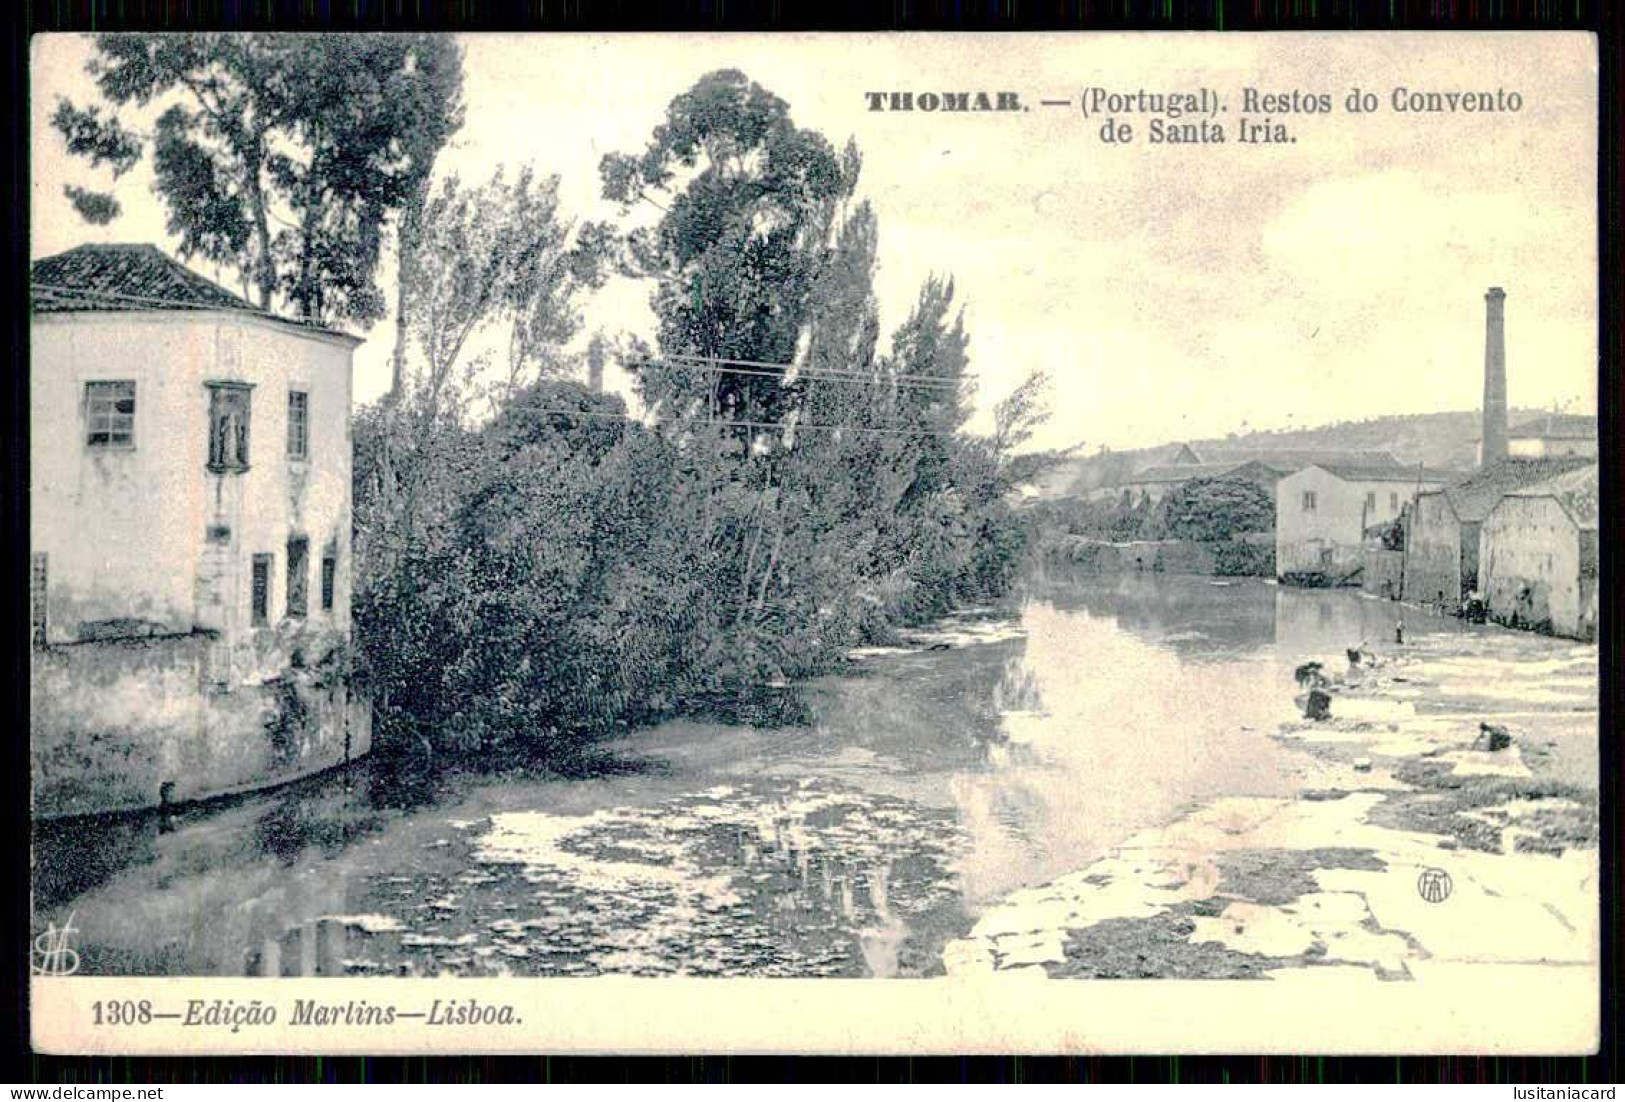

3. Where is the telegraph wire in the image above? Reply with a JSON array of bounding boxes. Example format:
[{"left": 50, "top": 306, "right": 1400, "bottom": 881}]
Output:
[
  {"left": 37, "top": 285, "right": 973, "bottom": 392},
  {"left": 651, "top": 351, "right": 975, "bottom": 387},
  {"left": 35, "top": 284, "right": 972, "bottom": 433},
  {"left": 625, "top": 357, "right": 963, "bottom": 391},
  {"left": 504, "top": 400, "right": 965, "bottom": 439}
]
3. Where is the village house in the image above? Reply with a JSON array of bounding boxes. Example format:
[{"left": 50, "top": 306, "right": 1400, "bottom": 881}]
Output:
[
  {"left": 1480, "top": 464, "right": 1599, "bottom": 641},
  {"left": 1118, "top": 460, "right": 1269, "bottom": 504},
  {"left": 30, "top": 243, "right": 370, "bottom": 817},
  {"left": 1405, "top": 456, "right": 1594, "bottom": 610},
  {"left": 1402, "top": 285, "right": 1599, "bottom": 628},
  {"left": 1110, "top": 447, "right": 1406, "bottom": 506},
  {"left": 1477, "top": 413, "right": 1597, "bottom": 464},
  {"left": 1275, "top": 462, "right": 1456, "bottom": 584}
]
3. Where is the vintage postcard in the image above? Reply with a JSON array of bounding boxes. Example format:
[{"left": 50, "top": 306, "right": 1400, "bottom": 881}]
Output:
[{"left": 28, "top": 31, "right": 1599, "bottom": 1055}]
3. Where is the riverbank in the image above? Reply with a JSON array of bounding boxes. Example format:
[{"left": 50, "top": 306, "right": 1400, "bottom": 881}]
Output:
[
  {"left": 32, "top": 576, "right": 1594, "bottom": 983},
  {"left": 941, "top": 619, "right": 1598, "bottom": 980}
]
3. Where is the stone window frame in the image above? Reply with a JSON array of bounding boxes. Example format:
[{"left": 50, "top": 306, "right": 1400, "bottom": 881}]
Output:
[
  {"left": 206, "top": 381, "right": 255, "bottom": 474},
  {"left": 85, "top": 380, "right": 136, "bottom": 449}
]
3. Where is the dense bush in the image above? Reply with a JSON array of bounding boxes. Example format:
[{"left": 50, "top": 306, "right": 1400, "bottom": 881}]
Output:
[
  {"left": 353, "top": 376, "right": 1033, "bottom": 762},
  {"left": 349, "top": 71, "right": 1044, "bottom": 764}
]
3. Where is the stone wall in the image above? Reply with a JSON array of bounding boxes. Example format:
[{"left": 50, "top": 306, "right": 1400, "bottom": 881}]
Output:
[
  {"left": 1047, "top": 536, "right": 1272, "bottom": 577},
  {"left": 1481, "top": 495, "right": 1584, "bottom": 639},
  {"left": 1362, "top": 550, "right": 1406, "bottom": 600},
  {"left": 31, "top": 632, "right": 371, "bottom": 818}
]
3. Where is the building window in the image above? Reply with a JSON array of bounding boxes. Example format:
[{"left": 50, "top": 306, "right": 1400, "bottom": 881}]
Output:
[
  {"left": 1301, "top": 491, "right": 1317, "bottom": 512},
  {"left": 30, "top": 552, "right": 48, "bottom": 646},
  {"left": 287, "top": 391, "right": 309, "bottom": 460},
  {"left": 85, "top": 381, "right": 136, "bottom": 447},
  {"left": 286, "top": 537, "right": 309, "bottom": 619},
  {"left": 1390, "top": 492, "right": 1400, "bottom": 511},
  {"left": 251, "top": 554, "right": 272, "bottom": 627},
  {"left": 1364, "top": 491, "right": 1377, "bottom": 513},
  {"left": 207, "top": 383, "right": 253, "bottom": 472},
  {"left": 321, "top": 549, "right": 337, "bottom": 612}
]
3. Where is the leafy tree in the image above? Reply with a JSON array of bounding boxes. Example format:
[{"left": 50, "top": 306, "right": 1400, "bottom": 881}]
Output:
[
  {"left": 353, "top": 166, "right": 606, "bottom": 752},
  {"left": 355, "top": 70, "right": 1046, "bottom": 766},
  {"left": 53, "top": 33, "right": 462, "bottom": 326},
  {"left": 600, "top": 69, "right": 855, "bottom": 424},
  {"left": 1159, "top": 477, "right": 1275, "bottom": 542}
]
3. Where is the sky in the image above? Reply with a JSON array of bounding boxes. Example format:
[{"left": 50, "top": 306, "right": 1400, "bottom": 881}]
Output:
[{"left": 30, "top": 32, "right": 1599, "bottom": 452}]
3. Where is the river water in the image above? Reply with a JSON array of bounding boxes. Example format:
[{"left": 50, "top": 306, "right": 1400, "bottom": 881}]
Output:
[{"left": 34, "top": 572, "right": 1495, "bottom": 979}]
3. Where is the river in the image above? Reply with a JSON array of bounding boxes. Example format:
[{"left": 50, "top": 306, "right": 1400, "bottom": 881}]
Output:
[{"left": 33, "top": 571, "right": 1550, "bottom": 980}]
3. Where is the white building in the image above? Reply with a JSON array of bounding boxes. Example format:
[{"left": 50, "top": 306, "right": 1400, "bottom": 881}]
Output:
[
  {"left": 1476, "top": 413, "right": 1597, "bottom": 464},
  {"left": 1480, "top": 464, "right": 1600, "bottom": 640},
  {"left": 30, "top": 243, "right": 370, "bottom": 817},
  {"left": 1276, "top": 462, "right": 1455, "bottom": 582}
]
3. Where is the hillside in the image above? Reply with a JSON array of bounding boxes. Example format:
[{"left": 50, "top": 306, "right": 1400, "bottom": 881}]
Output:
[{"left": 1028, "top": 409, "right": 1575, "bottom": 501}]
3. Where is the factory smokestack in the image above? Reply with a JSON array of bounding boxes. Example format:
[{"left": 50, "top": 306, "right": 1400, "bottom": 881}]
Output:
[{"left": 1481, "top": 286, "right": 1508, "bottom": 468}]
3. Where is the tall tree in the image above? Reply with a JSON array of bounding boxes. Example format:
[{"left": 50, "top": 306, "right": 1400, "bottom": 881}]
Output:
[
  {"left": 385, "top": 37, "right": 465, "bottom": 399},
  {"left": 600, "top": 69, "right": 854, "bottom": 425},
  {"left": 53, "top": 33, "right": 462, "bottom": 327}
]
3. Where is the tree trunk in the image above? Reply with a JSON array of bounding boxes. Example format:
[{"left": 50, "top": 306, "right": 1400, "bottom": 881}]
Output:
[
  {"left": 243, "top": 137, "right": 275, "bottom": 311},
  {"left": 390, "top": 179, "right": 429, "bottom": 403}
]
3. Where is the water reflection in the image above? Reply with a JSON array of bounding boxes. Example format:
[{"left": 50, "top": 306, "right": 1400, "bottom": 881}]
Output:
[{"left": 35, "top": 573, "right": 1494, "bottom": 978}]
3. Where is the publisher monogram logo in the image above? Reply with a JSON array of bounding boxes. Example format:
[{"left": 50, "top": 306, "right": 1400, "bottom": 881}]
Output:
[
  {"left": 33, "top": 911, "right": 80, "bottom": 976},
  {"left": 1417, "top": 868, "right": 1453, "bottom": 905}
]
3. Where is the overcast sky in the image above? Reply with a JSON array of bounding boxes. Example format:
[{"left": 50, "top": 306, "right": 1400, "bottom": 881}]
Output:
[{"left": 31, "top": 32, "right": 1598, "bottom": 451}]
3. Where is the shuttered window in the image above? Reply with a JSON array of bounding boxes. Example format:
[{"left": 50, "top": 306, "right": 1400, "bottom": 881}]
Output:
[
  {"left": 286, "top": 537, "right": 309, "bottom": 619},
  {"left": 30, "top": 552, "right": 48, "bottom": 645},
  {"left": 287, "top": 391, "right": 309, "bottom": 460},
  {"left": 251, "top": 555, "right": 273, "bottom": 627},
  {"left": 321, "top": 549, "right": 337, "bottom": 612}
]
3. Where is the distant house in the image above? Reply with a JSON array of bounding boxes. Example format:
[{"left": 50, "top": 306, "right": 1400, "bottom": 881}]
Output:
[
  {"left": 1276, "top": 462, "right": 1457, "bottom": 583},
  {"left": 1480, "top": 464, "right": 1599, "bottom": 640},
  {"left": 1215, "top": 449, "right": 1405, "bottom": 479},
  {"left": 1405, "top": 456, "right": 1595, "bottom": 608},
  {"left": 30, "top": 243, "right": 370, "bottom": 816},
  {"left": 1119, "top": 461, "right": 1266, "bottom": 504},
  {"left": 1476, "top": 413, "right": 1596, "bottom": 464},
  {"left": 1114, "top": 448, "right": 1405, "bottom": 506}
]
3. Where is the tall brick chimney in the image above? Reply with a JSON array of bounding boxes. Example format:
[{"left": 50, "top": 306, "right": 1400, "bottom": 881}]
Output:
[{"left": 1481, "top": 286, "right": 1508, "bottom": 468}]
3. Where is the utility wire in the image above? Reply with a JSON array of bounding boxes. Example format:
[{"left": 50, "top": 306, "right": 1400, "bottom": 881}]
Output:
[
  {"left": 506, "top": 400, "right": 963, "bottom": 439},
  {"left": 37, "top": 284, "right": 972, "bottom": 397},
  {"left": 626, "top": 357, "right": 962, "bottom": 392},
  {"left": 651, "top": 350, "right": 975, "bottom": 387}
]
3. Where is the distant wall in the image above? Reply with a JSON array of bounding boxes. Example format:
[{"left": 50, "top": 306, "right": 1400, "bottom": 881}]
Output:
[
  {"left": 1405, "top": 494, "right": 1461, "bottom": 604},
  {"left": 31, "top": 633, "right": 371, "bottom": 818},
  {"left": 1046, "top": 536, "right": 1272, "bottom": 576},
  {"left": 1363, "top": 550, "right": 1405, "bottom": 600},
  {"left": 1480, "top": 496, "right": 1585, "bottom": 640}
]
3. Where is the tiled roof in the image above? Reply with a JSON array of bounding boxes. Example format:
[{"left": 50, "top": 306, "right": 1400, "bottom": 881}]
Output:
[
  {"left": 1422, "top": 456, "right": 1595, "bottom": 523},
  {"left": 1310, "top": 462, "right": 1461, "bottom": 483},
  {"left": 1208, "top": 449, "right": 1404, "bottom": 473},
  {"left": 1508, "top": 413, "right": 1596, "bottom": 441},
  {"left": 30, "top": 243, "right": 356, "bottom": 341},
  {"left": 1506, "top": 463, "right": 1599, "bottom": 530},
  {"left": 33, "top": 244, "right": 259, "bottom": 313},
  {"left": 1125, "top": 462, "right": 1249, "bottom": 485}
]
